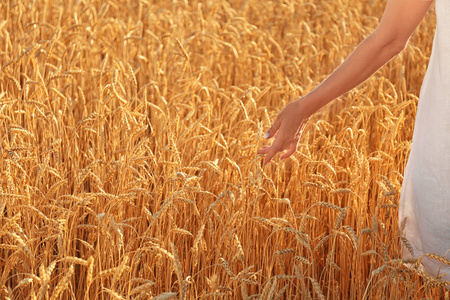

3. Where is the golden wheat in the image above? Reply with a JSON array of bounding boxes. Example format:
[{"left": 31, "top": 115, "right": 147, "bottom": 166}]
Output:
[{"left": 0, "top": 0, "right": 447, "bottom": 299}]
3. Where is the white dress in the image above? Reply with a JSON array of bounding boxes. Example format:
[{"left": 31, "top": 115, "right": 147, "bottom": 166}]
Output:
[{"left": 399, "top": 0, "right": 450, "bottom": 286}]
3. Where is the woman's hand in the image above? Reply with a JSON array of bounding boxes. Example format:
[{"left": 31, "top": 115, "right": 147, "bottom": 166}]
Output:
[
  {"left": 257, "top": 0, "right": 433, "bottom": 167},
  {"left": 258, "top": 97, "right": 313, "bottom": 165}
]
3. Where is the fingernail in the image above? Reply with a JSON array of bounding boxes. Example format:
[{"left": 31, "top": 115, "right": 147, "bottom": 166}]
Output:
[{"left": 263, "top": 132, "right": 269, "bottom": 139}]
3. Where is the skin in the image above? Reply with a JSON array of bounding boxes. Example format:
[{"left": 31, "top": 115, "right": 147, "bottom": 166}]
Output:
[{"left": 258, "top": 0, "right": 434, "bottom": 166}]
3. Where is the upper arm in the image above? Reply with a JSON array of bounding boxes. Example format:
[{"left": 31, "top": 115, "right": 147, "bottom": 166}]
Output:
[{"left": 373, "top": 0, "right": 434, "bottom": 48}]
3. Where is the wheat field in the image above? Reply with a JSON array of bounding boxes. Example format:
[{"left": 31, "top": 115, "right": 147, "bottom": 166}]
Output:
[{"left": 0, "top": 0, "right": 448, "bottom": 299}]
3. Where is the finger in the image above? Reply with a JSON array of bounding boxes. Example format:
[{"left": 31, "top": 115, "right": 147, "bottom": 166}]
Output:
[
  {"left": 257, "top": 145, "right": 270, "bottom": 152},
  {"left": 257, "top": 145, "right": 273, "bottom": 160},
  {"left": 264, "top": 149, "right": 276, "bottom": 166},
  {"left": 263, "top": 139, "right": 285, "bottom": 165},
  {"left": 257, "top": 147, "right": 269, "bottom": 155},
  {"left": 264, "top": 115, "right": 282, "bottom": 139},
  {"left": 280, "top": 142, "right": 297, "bottom": 160}
]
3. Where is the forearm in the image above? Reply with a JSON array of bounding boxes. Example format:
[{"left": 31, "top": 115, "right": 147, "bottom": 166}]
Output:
[{"left": 302, "top": 33, "right": 405, "bottom": 114}]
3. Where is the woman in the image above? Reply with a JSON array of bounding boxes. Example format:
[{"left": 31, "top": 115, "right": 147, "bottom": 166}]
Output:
[{"left": 258, "top": 0, "right": 450, "bottom": 285}]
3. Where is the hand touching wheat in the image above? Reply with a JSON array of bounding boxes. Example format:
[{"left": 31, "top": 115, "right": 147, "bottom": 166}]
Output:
[{"left": 258, "top": 98, "right": 313, "bottom": 165}]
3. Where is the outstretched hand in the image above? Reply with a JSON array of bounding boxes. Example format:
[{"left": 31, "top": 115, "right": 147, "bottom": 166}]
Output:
[{"left": 258, "top": 98, "right": 313, "bottom": 166}]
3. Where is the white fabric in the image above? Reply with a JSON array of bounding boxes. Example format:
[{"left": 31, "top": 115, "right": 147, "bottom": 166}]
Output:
[{"left": 399, "top": 0, "right": 450, "bottom": 287}]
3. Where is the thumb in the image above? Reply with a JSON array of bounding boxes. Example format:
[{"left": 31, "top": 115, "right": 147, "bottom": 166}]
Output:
[{"left": 264, "top": 117, "right": 282, "bottom": 139}]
